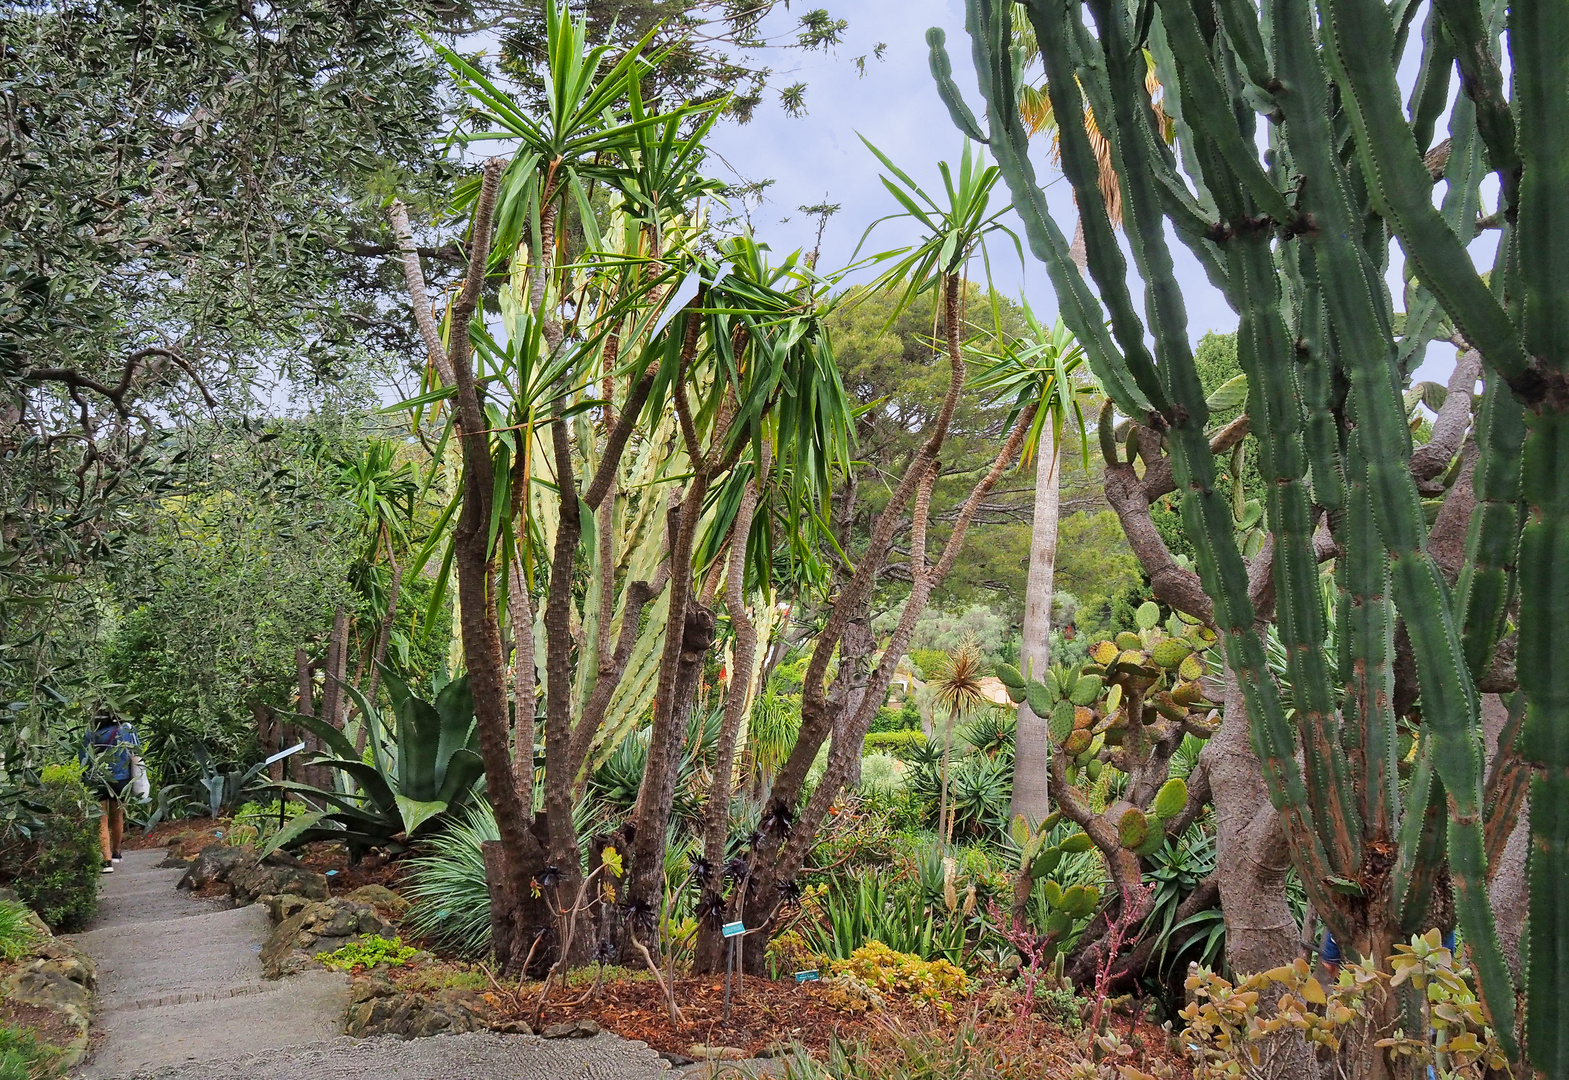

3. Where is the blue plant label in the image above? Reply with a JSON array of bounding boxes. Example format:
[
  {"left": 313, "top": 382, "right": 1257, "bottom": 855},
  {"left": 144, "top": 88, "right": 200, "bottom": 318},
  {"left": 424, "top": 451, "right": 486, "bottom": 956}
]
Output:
[
  {"left": 721, "top": 920, "right": 746, "bottom": 938},
  {"left": 794, "top": 970, "right": 819, "bottom": 982}
]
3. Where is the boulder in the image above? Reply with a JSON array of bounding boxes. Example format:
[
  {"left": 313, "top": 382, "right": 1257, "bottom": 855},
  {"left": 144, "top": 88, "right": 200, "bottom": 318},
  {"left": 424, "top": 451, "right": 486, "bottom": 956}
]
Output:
[
  {"left": 342, "top": 988, "right": 486, "bottom": 1040},
  {"left": 542, "top": 1018, "right": 601, "bottom": 1039},
  {"left": 345, "top": 885, "right": 409, "bottom": 919},
  {"left": 2, "top": 959, "right": 93, "bottom": 1027},
  {"left": 260, "top": 898, "right": 394, "bottom": 979},
  {"left": 177, "top": 844, "right": 255, "bottom": 891},
  {"left": 688, "top": 1045, "right": 748, "bottom": 1061},
  {"left": 228, "top": 862, "right": 329, "bottom": 906},
  {"left": 266, "top": 893, "right": 313, "bottom": 924}
]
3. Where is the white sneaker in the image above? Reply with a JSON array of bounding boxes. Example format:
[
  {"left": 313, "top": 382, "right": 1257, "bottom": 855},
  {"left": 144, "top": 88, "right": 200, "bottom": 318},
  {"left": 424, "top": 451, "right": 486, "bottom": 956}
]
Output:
[
  {"left": 111, "top": 856, "right": 123, "bottom": 864},
  {"left": 101, "top": 864, "right": 114, "bottom": 874}
]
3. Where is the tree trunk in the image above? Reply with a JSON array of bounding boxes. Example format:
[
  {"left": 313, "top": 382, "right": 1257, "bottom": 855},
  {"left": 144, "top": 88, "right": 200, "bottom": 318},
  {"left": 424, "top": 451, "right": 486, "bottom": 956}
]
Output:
[
  {"left": 693, "top": 469, "right": 764, "bottom": 974},
  {"left": 295, "top": 648, "right": 326, "bottom": 789},
  {"left": 1011, "top": 426, "right": 1060, "bottom": 827},
  {"left": 321, "top": 606, "right": 348, "bottom": 731},
  {"left": 1205, "top": 665, "right": 1302, "bottom": 976}
]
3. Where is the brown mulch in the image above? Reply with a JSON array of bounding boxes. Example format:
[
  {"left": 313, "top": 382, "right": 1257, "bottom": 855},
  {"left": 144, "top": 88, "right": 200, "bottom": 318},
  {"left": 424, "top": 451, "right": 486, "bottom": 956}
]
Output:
[
  {"left": 123, "top": 818, "right": 232, "bottom": 854},
  {"left": 473, "top": 971, "right": 1188, "bottom": 1074},
  {"left": 295, "top": 844, "right": 408, "bottom": 893},
  {"left": 0, "top": 996, "right": 79, "bottom": 1051}
]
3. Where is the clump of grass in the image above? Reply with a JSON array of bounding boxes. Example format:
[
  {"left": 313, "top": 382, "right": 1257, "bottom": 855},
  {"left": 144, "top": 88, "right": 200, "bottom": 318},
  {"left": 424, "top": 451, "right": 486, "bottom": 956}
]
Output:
[
  {"left": 0, "top": 902, "right": 41, "bottom": 963},
  {"left": 0, "top": 1021, "right": 63, "bottom": 1080},
  {"left": 401, "top": 804, "right": 495, "bottom": 959}
]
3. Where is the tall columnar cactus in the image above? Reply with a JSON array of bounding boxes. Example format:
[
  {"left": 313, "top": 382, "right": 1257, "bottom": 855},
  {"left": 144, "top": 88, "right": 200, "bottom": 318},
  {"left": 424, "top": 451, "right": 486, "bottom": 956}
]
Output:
[{"left": 930, "top": 0, "right": 1561, "bottom": 1071}]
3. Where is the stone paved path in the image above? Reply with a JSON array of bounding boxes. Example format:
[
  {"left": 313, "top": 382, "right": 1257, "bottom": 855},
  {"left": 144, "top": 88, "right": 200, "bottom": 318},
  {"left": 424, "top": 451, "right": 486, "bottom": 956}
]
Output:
[{"left": 65, "top": 848, "right": 764, "bottom": 1079}]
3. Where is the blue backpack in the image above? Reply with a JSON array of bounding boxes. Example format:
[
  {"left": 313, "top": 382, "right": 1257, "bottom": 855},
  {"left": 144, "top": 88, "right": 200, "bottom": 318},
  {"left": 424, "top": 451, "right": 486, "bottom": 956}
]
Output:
[{"left": 81, "top": 722, "right": 137, "bottom": 784}]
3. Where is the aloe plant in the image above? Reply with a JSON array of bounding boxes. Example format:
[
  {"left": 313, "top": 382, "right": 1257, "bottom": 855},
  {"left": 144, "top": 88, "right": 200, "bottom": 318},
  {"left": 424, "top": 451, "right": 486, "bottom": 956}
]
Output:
[
  {"left": 272, "top": 672, "right": 484, "bottom": 857},
  {"left": 930, "top": 0, "right": 1558, "bottom": 1070}
]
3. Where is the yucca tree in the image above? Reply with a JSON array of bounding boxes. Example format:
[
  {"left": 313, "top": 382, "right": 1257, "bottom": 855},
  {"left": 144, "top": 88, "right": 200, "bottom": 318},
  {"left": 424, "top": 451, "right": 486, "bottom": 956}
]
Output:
[
  {"left": 398, "top": 2, "right": 855, "bottom": 972},
  {"left": 931, "top": 642, "right": 990, "bottom": 844},
  {"left": 334, "top": 440, "right": 420, "bottom": 720},
  {"left": 972, "top": 310, "right": 1098, "bottom": 827},
  {"left": 716, "top": 141, "right": 1041, "bottom": 976},
  {"left": 930, "top": 0, "right": 1559, "bottom": 1073}
]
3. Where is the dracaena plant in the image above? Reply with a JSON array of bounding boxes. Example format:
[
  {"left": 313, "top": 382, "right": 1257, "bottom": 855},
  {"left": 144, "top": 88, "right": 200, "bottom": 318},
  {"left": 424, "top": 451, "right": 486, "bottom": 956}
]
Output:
[
  {"left": 393, "top": 0, "right": 857, "bottom": 976},
  {"left": 931, "top": 0, "right": 1554, "bottom": 1072}
]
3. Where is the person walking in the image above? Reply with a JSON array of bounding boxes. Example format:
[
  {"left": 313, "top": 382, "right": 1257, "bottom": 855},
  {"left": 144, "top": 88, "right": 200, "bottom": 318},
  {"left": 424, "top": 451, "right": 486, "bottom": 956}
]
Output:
[{"left": 80, "top": 712, "right": 140, "bottom": 873}]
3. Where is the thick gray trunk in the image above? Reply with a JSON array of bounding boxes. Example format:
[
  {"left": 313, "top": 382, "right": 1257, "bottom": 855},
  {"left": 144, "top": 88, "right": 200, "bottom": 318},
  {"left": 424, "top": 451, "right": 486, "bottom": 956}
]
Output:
[
  {"left": 1205, "top": 665, "right": 1301, "bottom": 976},
  {"left": 1011, "top": 428, "right": 1059, "bottom": 826}
]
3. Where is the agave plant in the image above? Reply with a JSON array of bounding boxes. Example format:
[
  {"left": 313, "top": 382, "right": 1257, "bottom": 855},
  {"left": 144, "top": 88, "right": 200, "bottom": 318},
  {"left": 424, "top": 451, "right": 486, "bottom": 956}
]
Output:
[
  {"left": 190, "top": 743, "right": 268, "bottom": 819},
  {"left": 269, "top": 672, "right": 485, "bottom": 858}
]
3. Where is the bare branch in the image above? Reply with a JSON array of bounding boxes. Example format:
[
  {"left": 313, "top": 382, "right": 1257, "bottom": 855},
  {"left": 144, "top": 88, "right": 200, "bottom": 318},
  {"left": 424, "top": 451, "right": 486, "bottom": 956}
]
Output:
[{"left": 389, "top": 199, "right": 456, "bottom": 386}]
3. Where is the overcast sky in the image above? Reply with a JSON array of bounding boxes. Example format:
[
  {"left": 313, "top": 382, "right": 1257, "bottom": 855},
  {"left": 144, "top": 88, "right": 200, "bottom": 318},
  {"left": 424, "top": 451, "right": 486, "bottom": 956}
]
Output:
[{"left": 705, "top": 0, "right": 1488, "bottom": 387}]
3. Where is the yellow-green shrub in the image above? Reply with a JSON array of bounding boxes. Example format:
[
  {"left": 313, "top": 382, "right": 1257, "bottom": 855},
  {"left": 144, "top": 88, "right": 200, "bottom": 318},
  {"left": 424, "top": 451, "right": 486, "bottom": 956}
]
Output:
[{"left": 828, "top": 941, "right": 968, "bottom": 1012}]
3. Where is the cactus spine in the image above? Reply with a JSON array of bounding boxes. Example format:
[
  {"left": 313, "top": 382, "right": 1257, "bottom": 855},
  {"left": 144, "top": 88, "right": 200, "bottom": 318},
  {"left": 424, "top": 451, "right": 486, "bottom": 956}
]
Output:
[{"left": 929, "top": 0, "right": 1562, "bottom": 1068}]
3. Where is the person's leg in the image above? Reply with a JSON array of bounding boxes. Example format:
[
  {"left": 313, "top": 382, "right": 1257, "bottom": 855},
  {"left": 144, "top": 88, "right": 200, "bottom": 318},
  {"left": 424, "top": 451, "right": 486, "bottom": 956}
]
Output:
[
  {"left": 98, "top": 799, "right": 114, "bottom": 870},
  {"left": 108, "top": 797, "right": 124, "bottom": 860}
]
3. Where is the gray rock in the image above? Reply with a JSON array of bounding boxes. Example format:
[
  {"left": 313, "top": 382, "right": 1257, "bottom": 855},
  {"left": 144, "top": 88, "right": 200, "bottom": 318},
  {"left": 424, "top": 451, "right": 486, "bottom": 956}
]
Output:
[
  {"left": 349, "top": 971, "right": 398, "bottom": 1004},
  {"left": 177, "top": 845, "right": 256, "bottom": 891},
  {"left": 228, "top": 863, "right": 329, "bottom": 906},
  {"left": 542, "top": 1019, "right": 600, "bottom": 1039},
  {"left": 267, "top": 893, "right": 313, "bottom": 924},
  {"left": 687, "top": 1045, "right": 747, "bottom": 1061},
  {"left": 2, "top": 958, "right": 93, "bottom": 1024},
  {"left": 345, "top": 885, "right": 409, "bottom": 918},
  {"left": 260, "top": 899, "right": 394, "bottom": 979},
  {"left": 343, "top": 989, "right": 486, "bottom": 1041}
]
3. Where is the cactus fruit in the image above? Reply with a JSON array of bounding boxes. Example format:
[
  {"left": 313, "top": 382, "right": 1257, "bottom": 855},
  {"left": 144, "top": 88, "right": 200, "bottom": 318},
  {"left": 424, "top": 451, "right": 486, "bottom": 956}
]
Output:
[
  {"left": 1151, "top": 639, "right": 1192, "bottom": 669},
  {"left": 1069, "top": 674, "right": 1103, "bottom": 706},
  {"left": 1115, "top": 631, "right": 1142, "bottom": 651},
  {"left": 1153, "top": 777, "right": 1188, "bottom": 820},
  {"left": 995, "top": 662, "right": 1024, "bottom": 689},
  {"left": 1089, "top": 640, "right": 1119, "bottom": 666},
  {"left": 1135, "top": 601, "right": 1161, "bottom": 630},
  {"left": 1117, "top": 807, "right": 1151, "bottom": 850},
  {"left": 1048, "top": 700, "right": 1076, "bottom": 743}
]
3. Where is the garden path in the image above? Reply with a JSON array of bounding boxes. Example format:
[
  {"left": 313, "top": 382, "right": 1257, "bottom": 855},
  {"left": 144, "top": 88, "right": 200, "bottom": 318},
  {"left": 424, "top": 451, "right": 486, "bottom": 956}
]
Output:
[{"left": 64, "top": 849, "right": 707, "bottom": 1079}]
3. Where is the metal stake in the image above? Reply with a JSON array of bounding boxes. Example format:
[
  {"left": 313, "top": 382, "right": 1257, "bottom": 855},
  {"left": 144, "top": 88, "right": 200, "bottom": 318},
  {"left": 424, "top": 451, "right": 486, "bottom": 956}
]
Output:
[{"left": 723, "top": 936, "right": 736, "bottom": 1021}]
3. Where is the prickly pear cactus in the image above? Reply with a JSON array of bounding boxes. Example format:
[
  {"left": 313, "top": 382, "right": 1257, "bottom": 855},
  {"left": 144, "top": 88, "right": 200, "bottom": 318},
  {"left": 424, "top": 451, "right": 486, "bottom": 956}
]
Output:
[{"left": 1008, "top": 614, "right": 1217, "bottom": 895}]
